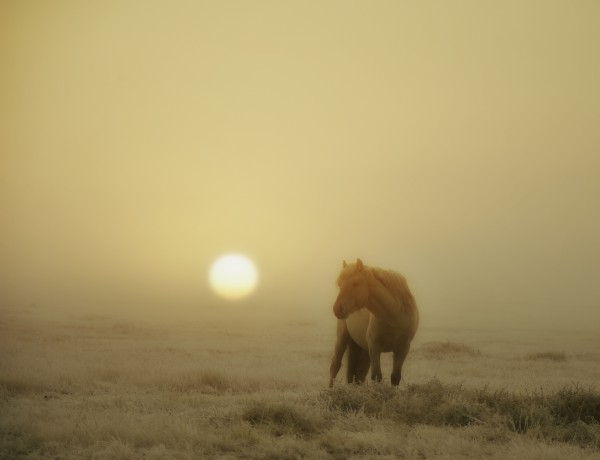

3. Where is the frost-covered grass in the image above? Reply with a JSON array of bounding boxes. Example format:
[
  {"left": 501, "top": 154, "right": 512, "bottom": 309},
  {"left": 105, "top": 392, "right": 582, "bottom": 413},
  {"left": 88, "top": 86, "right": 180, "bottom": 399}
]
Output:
[{"left": 1, "top": 308, "right": 600, "bottom": 459}]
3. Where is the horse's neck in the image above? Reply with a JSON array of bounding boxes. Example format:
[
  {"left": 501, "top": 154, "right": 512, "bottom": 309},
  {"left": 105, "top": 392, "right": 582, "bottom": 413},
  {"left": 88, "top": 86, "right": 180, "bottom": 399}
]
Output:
[{"left": 365, "top": 272, "right": 401, "bottom": 323}]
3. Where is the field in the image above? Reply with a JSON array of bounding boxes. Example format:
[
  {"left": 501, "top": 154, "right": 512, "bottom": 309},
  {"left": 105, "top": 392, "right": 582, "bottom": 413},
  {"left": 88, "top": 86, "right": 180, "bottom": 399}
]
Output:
[{"left": 1, "top": 306, "right": 600, "bottom": 459}]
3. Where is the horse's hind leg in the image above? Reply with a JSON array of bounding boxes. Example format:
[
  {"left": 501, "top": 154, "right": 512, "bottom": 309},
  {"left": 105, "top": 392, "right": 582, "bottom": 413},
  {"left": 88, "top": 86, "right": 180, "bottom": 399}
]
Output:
[
  {"left": 354, "top": 347, "right": 370, "bottom": 384},
  {"left": 391, "top": 339, "right": 411, "bottom": 386},
  {"left": 329, "top": 320, "right": 349, "bottom": 387},
  {"left": 346, "top": 339, "right": 369, "bottom": 384}
]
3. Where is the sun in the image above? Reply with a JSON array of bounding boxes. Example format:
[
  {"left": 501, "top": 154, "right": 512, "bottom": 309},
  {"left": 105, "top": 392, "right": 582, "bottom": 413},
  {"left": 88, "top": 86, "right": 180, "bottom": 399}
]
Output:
[{"left": 209, "top": 253, "right": 258, "bottom": 300}]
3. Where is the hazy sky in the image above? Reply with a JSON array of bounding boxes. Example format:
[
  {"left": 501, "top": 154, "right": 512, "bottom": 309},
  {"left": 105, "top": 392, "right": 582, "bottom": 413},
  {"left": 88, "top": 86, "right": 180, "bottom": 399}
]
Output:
[{"left": 2, "top": 1, "right": 599, "bottom": 328}]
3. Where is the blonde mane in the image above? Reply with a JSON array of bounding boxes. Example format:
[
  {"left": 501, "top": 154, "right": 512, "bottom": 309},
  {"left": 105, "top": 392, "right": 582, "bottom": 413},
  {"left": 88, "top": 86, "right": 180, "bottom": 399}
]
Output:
[
  {"left": 370, "top": 266, "right": 406, "bottom": 294},
  {"left": 338, "top": 262, "right": 417, "bottom": 314},
  {"left": 370, "top": 266, "right": 417, "bottom": 313}
]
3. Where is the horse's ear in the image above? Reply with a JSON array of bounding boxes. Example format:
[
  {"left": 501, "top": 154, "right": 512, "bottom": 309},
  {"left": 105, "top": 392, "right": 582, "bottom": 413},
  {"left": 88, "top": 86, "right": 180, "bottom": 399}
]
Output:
[
  {"left": 342, "top": 260, "right": 347, "bottom": 268},
  {"left": 356, "top": 258, "right": 364, "bottom": 271}
]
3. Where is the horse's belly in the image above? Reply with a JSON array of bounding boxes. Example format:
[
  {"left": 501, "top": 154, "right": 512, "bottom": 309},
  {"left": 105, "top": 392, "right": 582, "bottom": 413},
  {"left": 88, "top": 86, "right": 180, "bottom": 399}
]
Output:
[{"left": 346, "top": 308, "right": 369, "bottom": 349}]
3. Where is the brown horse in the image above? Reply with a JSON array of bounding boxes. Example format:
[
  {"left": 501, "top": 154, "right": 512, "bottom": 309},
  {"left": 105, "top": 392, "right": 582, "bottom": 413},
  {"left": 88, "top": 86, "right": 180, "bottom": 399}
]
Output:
[{"left": 329, "top": 259, "right": 419, "bottom": 386}]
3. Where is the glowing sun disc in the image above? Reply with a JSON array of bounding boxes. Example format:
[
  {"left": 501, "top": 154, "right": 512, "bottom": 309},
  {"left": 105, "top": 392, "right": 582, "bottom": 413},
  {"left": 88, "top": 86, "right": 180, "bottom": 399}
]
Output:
[{"left": 209, "top": 254, "right": 258, "bottom": 299}]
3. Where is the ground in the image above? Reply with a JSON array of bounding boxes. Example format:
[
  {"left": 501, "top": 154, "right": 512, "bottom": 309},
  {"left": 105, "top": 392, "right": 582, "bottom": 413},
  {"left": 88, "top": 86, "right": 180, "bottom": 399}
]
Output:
[{"left": 1, "top": 306, "right": 599, "bottom": 459}]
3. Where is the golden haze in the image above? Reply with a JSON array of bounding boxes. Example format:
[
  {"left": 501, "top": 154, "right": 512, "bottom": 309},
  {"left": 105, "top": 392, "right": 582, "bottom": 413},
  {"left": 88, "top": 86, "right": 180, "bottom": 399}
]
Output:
[{"left": 1, "top": 1, "right": 599, "bottom": 328}]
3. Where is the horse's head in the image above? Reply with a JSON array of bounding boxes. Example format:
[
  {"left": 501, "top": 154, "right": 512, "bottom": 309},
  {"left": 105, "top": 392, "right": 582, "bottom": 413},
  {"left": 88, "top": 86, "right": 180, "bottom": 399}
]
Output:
[{"left": 333, "top": 258, "right": 369, "bottom": 319}]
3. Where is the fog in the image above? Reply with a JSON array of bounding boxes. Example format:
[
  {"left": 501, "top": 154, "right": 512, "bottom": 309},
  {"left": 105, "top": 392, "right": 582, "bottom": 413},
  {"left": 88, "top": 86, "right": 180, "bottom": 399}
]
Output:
[{"left": 1, "top": 1, "right": 599, "bottom": 329}]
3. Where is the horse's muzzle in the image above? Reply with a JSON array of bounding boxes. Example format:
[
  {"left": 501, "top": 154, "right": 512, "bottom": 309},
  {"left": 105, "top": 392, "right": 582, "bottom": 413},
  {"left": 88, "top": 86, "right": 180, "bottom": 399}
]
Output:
[{"left": 333, "top": 304, "right": 347, "bottom": 319}]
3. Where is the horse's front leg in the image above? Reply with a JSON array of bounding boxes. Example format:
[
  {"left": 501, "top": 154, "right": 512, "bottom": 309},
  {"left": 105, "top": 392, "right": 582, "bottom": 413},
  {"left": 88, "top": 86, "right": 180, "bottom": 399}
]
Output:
[
  {"left": 368, "top": 344, "right": 383, "bottom": 383},
  {"left": 329, "top": 320, "right": 349, "bottom": 387},
  {"left": 367, "top": 323, "right": 383, "bottom": 383}
]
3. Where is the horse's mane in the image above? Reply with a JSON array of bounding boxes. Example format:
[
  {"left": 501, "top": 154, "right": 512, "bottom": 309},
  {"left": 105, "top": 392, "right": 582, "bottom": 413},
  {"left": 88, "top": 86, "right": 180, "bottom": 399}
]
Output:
[
  {"left": 368, "top": 266, "right": 416, "bottom": 309},
  {"left": 339, "top": 262, "right": 417, "bottom": 313},
  {"left": 369, "top": 266, "right": 408, "bottom": 296}
]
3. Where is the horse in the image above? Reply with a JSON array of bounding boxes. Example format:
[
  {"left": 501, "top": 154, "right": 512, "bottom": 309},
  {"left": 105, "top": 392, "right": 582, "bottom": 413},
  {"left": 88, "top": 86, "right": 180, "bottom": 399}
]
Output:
[{"left": 329, "top": 258, "right": 419, "bottom": 387}]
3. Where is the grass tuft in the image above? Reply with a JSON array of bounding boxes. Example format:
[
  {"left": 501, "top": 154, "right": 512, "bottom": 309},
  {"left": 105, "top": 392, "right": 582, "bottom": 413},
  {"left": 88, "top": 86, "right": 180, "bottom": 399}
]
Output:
[
  {"left": 157, "top": 370, "right": 260, "bottom": 394},
  {"left": 242, "top": 401, "right": 323, "bottom": 436},
  {"left": 549, "top": 384, "right": 600, "bottom": 424},
  {"left": 526, "top": 351, "right": 568, "bottom": 362},
  {"left": 322, "top": 379, "right": 484, "bottom": 426},
  {"left": 418, "top": 341, "right": 481, "bottom": 359}
]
